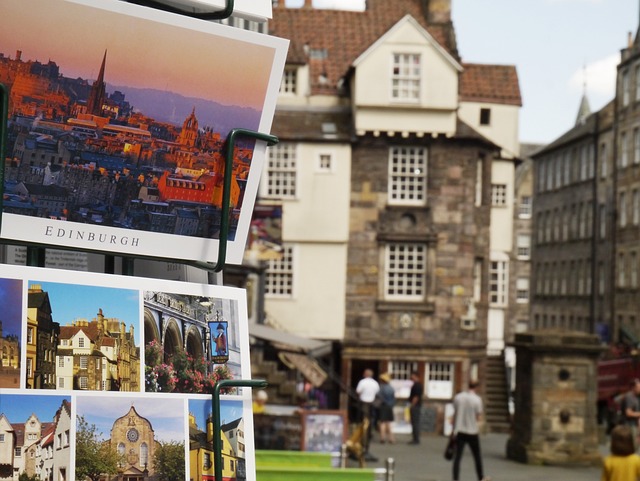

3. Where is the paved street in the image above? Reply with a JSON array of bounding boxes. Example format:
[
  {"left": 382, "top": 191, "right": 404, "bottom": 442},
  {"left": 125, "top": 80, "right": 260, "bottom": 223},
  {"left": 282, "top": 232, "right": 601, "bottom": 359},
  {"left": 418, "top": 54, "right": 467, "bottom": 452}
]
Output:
[{"left": 361, "top": 432, "right": 606, "bottom": 481}]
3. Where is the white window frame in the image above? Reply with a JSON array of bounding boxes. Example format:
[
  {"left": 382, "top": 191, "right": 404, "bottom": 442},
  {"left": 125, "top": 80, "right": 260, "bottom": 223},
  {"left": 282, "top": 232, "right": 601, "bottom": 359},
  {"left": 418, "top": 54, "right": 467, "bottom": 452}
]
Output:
[
  {"left": 620, "top": 191, "right": 628, "bottom": 227},
  {"left": 518, "top": 196, "right": 532, "bottom": 218},
  {"left": 265, "top": 244, "right": 294, "bottom": 298},
  {"left": 263, "top": 143, "right": 297, "bottom": 199},
  {"left": 316, "top": 151, "right": 334, "bottom": 173},
  {"left": 623, "top": 68, "right": 630, "bottom": 106},
  {"left": 516, "top": 278, "right": 529, "bottom": 303},
  {"left": 388, "top": 146, "right": 427, "bottom": 206},
  {"left": 383, "top": 243, "right": 427, "bottom": 301},
  {"left": 516, "top": 234, "right": 531, "bottom": 260},
  {"left": 475, "top": 159, "right": 483, "bottom": 207},
  {"left": 389, "top": 361, "right": 418, "bottom": 381},
  {"left": 426, "top": 362, "right": 454, "bottom": 399},
  {"left": 491, "top": 184, "right": 507, "bottom": 206},
  {"left": 391, "top": 53, "right": 421, "bottom": 102},
  {"left": 489, "top": 259, "right": 508, "bottom": 307},
  {"left": 279, "top": 68, "right": 297, "bottom": 96}
]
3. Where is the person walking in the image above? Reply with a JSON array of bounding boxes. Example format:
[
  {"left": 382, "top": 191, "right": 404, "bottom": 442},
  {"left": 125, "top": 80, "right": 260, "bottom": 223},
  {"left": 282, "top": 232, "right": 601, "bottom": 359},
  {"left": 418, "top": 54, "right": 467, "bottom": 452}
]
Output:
[
  {"left": 451, "top": 380, "right": 490, "bottom": 481},
  {"left": 620, "top": 378, "right": 640, "bottom": 449},
  {"left": 601, "top": 424, "right": 640, "bottom": 481},
  {"left": 377, "top": 372, "right": 396, "bottom": 444},
  {"left": 408, "top": 371, "right": 423, "bottom": 445},
  {"left": 356, "top": 368, "right": 380, "bottom": 459}
]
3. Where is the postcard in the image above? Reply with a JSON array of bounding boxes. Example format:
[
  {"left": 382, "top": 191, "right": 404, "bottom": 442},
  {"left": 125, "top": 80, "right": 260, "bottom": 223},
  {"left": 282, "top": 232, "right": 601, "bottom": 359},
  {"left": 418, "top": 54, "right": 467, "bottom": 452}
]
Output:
[
  {"left": 0, "top": 263, "right": 257, "bottom": 481},
  {"left": 0, "top": 0, "right": 288, "bottom": 264}
]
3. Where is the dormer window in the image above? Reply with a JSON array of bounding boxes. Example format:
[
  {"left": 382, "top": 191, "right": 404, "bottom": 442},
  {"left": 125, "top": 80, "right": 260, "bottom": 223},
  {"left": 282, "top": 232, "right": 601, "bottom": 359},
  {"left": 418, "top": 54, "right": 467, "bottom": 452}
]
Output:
[
  {"left": 391, "top": 53, "right": 420, "bottom": 102},
  {"left": 480, "top": 108, "right": 491, "bottom": 126},
  {"left": 280, "top": 68, "right": 297, "bottom": 95}
]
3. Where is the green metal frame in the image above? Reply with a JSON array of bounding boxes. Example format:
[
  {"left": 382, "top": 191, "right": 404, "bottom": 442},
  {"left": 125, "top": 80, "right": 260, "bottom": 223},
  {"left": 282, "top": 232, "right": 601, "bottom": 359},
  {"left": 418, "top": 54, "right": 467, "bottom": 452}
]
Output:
[
  {"left": 212, "top": 379, "right": 268, "bottom": 481},
  {"left": 124, "top": 0, "right": 235, "bottom": 20}
]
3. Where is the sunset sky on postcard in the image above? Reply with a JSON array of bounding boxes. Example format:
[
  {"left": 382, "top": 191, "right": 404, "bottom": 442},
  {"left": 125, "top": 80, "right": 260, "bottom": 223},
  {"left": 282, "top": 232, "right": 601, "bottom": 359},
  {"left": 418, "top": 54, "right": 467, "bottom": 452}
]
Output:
[{"left": 0, "top": 0, "right": 276, "bottom": 110}]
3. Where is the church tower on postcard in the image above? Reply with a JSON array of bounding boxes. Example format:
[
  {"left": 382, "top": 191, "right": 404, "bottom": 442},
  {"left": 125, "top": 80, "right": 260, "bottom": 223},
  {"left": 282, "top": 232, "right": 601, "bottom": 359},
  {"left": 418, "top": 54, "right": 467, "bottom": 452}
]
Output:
[{"left": 87, "top": 50, "right": 107, "bottom": 116}]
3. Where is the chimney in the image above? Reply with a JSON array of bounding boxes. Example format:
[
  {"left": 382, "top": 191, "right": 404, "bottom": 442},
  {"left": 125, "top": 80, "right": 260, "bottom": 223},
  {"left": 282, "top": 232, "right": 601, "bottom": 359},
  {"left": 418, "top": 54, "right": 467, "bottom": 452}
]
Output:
[
  {"left": 425, "top": 0, "right": 451, "bottom": 23},
  {"left": 303, "top": 0, "right": 313, "bottom": 8}
]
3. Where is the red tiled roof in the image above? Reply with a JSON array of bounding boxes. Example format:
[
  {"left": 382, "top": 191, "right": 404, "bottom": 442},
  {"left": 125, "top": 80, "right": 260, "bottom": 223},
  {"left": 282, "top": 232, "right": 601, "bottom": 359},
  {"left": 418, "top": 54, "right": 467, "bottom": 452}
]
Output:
[
  {"left": 59, "top": 324, "right": 99, "bottom": 341},
  {"left": 459, "top": 63, "right": 522, "bottom": 106},
  {"left": 270, "top": 0, "right": 459, "bottom": 96}
]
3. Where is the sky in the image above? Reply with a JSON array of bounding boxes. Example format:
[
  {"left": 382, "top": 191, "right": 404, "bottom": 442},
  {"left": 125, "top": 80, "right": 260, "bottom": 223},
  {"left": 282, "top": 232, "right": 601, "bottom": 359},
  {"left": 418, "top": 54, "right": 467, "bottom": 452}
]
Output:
[
  {"left": 286, "top": 0, "right": 638, "bottom": 146},
  {"left": 31, "top": 281, "right": 140, "bottom": 343},
  {"left": 0, "top": 393, "right": 70, "bottom": 424},
  {"left": 76, "top": 395, "right": 185, "bottom": 442},
  {"left": 0, "top": 278, "right": 23, "bottom": 338},
  {"left": 0, "top": 0, "right": 283, "bottom": 110}
]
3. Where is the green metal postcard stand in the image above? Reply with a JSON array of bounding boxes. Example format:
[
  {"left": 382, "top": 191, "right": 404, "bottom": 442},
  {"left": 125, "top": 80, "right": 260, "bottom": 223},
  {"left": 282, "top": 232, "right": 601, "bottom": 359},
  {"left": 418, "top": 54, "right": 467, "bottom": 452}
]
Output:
[
  {"left": 126, "top": 0, "right": 235, "bottom": 20},
  {"left": 213, "top": 379, "right": 268, "bottom": 481}
]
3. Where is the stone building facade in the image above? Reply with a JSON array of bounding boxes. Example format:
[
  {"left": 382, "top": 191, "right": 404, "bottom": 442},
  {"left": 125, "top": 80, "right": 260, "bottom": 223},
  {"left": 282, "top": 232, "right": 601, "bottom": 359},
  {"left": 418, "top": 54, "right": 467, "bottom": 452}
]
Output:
[{"left": 109, "top": 406, "right": 158, "bottom": 481}]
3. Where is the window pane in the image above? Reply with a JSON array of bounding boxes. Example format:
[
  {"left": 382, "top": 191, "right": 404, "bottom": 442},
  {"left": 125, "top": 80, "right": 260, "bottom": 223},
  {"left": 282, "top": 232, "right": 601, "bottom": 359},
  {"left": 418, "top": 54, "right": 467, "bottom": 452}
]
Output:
[
  {"left": 384, "top": 243, "right": 427, "bottom": 300},
  {"left": 388, "top": 147, "right": 427, "bottom": 205}
]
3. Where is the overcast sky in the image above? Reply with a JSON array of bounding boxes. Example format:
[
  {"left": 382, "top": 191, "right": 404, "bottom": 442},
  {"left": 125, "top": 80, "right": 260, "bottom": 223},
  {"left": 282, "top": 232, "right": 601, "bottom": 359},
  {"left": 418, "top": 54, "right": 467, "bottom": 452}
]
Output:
[{"left": 285, "top": 0, "right": 638, "bottom": 146}]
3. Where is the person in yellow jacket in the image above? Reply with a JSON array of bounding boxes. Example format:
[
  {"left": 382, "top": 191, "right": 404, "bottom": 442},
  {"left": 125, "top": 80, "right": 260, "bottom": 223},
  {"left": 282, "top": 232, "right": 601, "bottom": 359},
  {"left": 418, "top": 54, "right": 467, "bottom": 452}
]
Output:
[{"left": 602, "top": 425, "right": 640, "bottom": 481}]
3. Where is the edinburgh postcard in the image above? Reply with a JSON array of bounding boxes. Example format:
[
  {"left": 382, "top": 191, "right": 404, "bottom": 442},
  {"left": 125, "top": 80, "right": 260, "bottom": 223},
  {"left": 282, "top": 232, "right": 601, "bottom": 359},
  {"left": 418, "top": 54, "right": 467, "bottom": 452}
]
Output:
[{"left": 0, "top": 0, "right": 288, "bottom": 263}]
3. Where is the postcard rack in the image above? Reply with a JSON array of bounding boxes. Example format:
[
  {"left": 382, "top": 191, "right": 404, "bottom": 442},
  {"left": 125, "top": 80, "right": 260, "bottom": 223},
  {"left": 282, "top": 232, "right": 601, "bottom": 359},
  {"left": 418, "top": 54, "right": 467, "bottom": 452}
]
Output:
[{"left": 0, "top": 0, "right": 276, "bottom": 474}]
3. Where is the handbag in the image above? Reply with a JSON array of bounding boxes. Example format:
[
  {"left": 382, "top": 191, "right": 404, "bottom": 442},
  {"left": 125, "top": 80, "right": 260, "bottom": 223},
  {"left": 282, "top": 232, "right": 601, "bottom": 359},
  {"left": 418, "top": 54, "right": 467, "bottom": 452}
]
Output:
[{"left": 444, "top": 435, "right": 456, "bottom": 461}]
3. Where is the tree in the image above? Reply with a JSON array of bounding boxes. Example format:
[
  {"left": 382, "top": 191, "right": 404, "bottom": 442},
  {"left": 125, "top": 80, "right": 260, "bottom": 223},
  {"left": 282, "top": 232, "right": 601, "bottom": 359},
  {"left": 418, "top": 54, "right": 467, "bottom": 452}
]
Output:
[
  {"left": 75, "top": 415, "right": 122, "bottom": 481},
  {"left": 18, "top": 473, "right": 39, "bottom": 481},
  {"left": 153, "top": 441, "right": 185, "bottom": 481}
]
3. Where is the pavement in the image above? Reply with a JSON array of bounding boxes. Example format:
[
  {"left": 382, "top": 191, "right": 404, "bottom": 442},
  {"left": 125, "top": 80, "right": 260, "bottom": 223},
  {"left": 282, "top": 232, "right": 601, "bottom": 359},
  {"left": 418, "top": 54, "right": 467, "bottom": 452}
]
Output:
[{"left": 358, "top": 431, "right": 606, "bottom": 481}]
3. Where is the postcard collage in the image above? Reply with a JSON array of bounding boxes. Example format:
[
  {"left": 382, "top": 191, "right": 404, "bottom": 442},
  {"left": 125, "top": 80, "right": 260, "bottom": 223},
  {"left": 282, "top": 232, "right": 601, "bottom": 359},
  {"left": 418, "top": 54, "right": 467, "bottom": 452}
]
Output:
[{"left": 0, "top": 0, "right": 288, "bottom": 480}]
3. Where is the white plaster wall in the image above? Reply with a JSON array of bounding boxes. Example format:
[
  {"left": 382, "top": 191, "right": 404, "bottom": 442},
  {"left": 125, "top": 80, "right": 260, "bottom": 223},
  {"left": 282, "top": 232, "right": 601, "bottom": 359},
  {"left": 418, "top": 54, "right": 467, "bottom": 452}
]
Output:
[
  {"left": 264, "top": 243, "right": 346, "bottom": 340},
  {"left": 281, "top": 143, "right": 351, "bottom": 242},
  {"left": 491, "top": 159, "right": 515, "bottom": 253},
  {"left": 458, "top": 101, "right": 520, "bottom": 158}
]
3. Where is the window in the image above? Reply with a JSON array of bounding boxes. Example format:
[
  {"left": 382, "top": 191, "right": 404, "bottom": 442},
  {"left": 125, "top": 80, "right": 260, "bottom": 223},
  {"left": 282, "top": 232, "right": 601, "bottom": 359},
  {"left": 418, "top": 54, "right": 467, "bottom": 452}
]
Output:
[
  {"left": 204, "top": 453, "right": 212, "bottom": 470},
  {"left": 601, "top": 142, "right": 608, "bottom": 178},
  {"left": 263, "top": 143, "right": 297, "bottom": 199},
  {"left": 636, "top": 64, "right": 640, "bottom": 101},
  {"left": 391, "top": 53, "right": 420, "bottom": 101},
  {"left": 622, "top": 131, "right": 629, "bottom": 168},
  {"left": 635, "top": 129, "right": 640, "bottom": 164},
  {"left": 491, "top": 184, "right": 507, "bottom": 206},
  {"left": 599, "top": 261, "right": 605, "bottom": 296},
  {"left": 279, "top": 68, "right": 297, "bottom": 95},
  {"left": 118, "top": 443, "right": 125, "bottom": 456},
  {"left": 265, "top": 244, "right": 294, "bottom": 297},
  {"left": 58, "top": 378, "right": 64, "bottom": 389},
  {"left": 600, "top": 204, "right": 607, "bottom": 240},
  {"left": 384, "top": 243, "right": 427, "bottom": 301},
  {"left": 473, "top": 259, "right": 482, "bottom": 302},
  {"left": 479, "top": 108, "right": 491, "bottom": 126},
  {"left": 489, "top": 260, "right": 508, "bottom": 306},
  {"left": 516, "top": 278, "right": 530, "bottom": 303},
  {"left": 140, "top": 443, "right": 148, "bottom": 467},
  {"left": 619, "top": 253, "right": 626, "bottom": 288},
  {"left": 78, "top": 337, "right": 85, "bottom": 348},
  {"left": 623, "top": 68, "right": 630, "bottom": 106},
  {"left": 27, "top": 358, "right": 32, "bottom": 378},
  {"left": 14, "top": 447, "right": 21, "bottom": 457},
  {"left": 426, "top": 362, "right": 454, "bottom": 399},
  {"left": 0, "top": 434, "right": 4, "bottom": 442},
  {"left": 27, "top": 327, "right": 34, "bottom": 344},
  {"left": 58, "top": 357, "right": 64, "bottom": 368},
  {"left": 519, "top": 196, "right": 532, "bottom": 218},
  {"left": 634, "top": 189, "right": 640, "bottom": 225},
  {"left": 79, "top": 376, "right": 88, "bottom": 389},
  {"left": 632, "top": 252, "right": 638, "bottom": 289},
  {"left": 80, "top": 356, "right": 88, "bottom": 369},
  {"left": 317, "top": 153, "right": 333, "bottom": 172},
  {"left": 620, "top": 191, "right": 628, "bottom": 227},
  {"left": 516, "top": 234, "right": 531, "bottom": 259},
  {"left": 388, "top": 147, "right": 427, "bottom": 205},
  {"left": 389, "top": 361, "right": 418, "bottom": 381}
]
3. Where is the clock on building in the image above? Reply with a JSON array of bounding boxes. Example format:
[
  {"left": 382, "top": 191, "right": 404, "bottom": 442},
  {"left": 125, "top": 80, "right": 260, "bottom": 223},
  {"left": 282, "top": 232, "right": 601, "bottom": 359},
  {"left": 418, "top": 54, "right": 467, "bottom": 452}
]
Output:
[{"left": 126, "top": 428, "right": 139, "bottom": 442}]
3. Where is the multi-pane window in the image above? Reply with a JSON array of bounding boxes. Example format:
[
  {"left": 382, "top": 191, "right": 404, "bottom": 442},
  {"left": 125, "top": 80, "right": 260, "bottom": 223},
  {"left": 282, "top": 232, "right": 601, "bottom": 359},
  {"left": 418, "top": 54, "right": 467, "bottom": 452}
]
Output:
[
  {"left": 623, "top": 69, "right": 630, "bottom": 106},
  {"left": 27, "top": 327, "right": 34, "bottom": 344},
  {"left": 384, "top": 243, "right": 427, "bottom": 301},
  {"left": 58, "top": 378, "right": 64, "bottom": 389},
  {"left": 619, "top": 253, "right": 626, "bottom": 287},
  {"left": 516, "top": 278, "right": 529, "bottom": 303},
  {"left": 27, "top": 358, "right": 32, "bottom": 377},
  {"left": 279, "top": 68, "right": 297, "bottom": 95},
  {"left": 388, "top": 147, "right": 427, "bottom": 205},
  {"left": 600, "top": 204, "right": 607, "bottom": 239},
  {"left": 264, "top": 143, "right": 297, "bottom": 199},
  {"left": 516, "top": 234, "right": 531, "bottom": 259},
  {"left": 489, "top": 260, "right": 508, "bottom": 306},
  {"left": 79, "top": 356, "right": 88, "bottom": 369},
  {"left": 620, "top": 191, "right": 628, "bottom": 227},
  {"left": 265, "top": 245, "right": 294, "bottom": 297},
  {"left": 58, "top": 357, "right": 64, "bottom": 368},
  {"left": 622, "top": 131, "right": 629, "bottom": 168},
  {"left": 475, "top": 159, "right": 483, "bottom": 207},
  {"left": 426, "top": 362, "right": 454, "bottom": 399},
  {"left": 389, "top": 361, "right": 418, "bottom": 381},
  {"left": 491, "top": 184, "right": 507, "bottom": 206},
  {"left": 79, "top": 376, "right": 88, "bottom": 389},
  {"left": 601, "top": 143, "right": 608, "bottom": 178},
  {"left": 519, "top": 196, "right": 532, "bottom": 218},
  {"left": 78, "top": 337, "right": 85, "bottom": 348},
  {"left": 473, "top": 259, "right": 482, "bottom": 302},
  {"left": 391, "top": 53, "right": 420, "bottom": 101},
  {"left": 317, "top": 153, "right": 333, "bottom": 172}
]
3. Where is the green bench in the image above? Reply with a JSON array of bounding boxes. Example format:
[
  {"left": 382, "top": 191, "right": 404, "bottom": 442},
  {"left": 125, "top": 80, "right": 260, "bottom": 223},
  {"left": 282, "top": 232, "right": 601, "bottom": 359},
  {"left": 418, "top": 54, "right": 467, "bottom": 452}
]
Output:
[{"left": 255, "top": 450, "right": 386, "bottom": 481}]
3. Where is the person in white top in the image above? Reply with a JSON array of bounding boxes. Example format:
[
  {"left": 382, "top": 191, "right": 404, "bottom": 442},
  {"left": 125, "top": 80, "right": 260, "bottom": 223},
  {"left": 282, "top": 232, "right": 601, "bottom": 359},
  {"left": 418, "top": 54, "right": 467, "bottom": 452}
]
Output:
[
  {"left": 451, "top": 380, "right": 490, "bottom": 481},
  {"left": 356, "top": 368, "right": 379, "bottom": 457}
]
